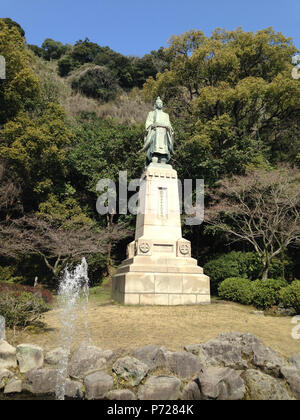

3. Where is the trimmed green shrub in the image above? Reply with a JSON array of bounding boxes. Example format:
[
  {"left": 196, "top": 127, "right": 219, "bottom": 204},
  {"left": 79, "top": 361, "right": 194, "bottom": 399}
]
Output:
[
  {"left": 280, "top": 281, "right": 300, "bottom": 314},
  {"left": 204, "top": 251, "right": 292, "bottom": 295},
  {"left": 204, "top": 251, "right": 261, "bottom": 294},
  {"left": 0, "top": 291, "right": 50, "bottom": 329},
  {"left": 251, "top": 279, "right": 288, "bottom": 309},
  {"left": 218, "top": 277, "right": 254, "bottom": 305},
  {"left": 204, "top": 254, "right": 242, "bottom": 294}
]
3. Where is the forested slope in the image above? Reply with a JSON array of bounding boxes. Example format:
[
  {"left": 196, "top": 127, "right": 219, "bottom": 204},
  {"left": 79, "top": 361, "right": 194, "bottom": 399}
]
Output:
[{"left": 0, "top": 19, "right": 299, "bottom": 290}]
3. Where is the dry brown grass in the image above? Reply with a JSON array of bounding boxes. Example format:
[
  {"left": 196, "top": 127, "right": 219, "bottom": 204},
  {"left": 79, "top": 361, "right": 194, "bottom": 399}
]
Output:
[
  {"left": 6, "top": 294, "right": 300, "bottom": 359},
  {"left": 30, "top": 55, "right": 151, "bottom": 125},
  {"left": 64, "top": 90, "right": 150, "bottom": 125}
]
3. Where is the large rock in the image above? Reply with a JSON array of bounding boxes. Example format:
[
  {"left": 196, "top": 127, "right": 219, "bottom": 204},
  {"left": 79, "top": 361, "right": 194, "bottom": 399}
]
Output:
[
  {"left": 0, "top": 340, "right": 17, "bottom": 370},
  {"left": 0, "top": 316, "right": 5, "bottom": 340},
  {"left": 105, "top": 389, "right": 136, "bottom": 400},
  {"left": 244, "top": 369, "right": 294, "bottom": 400},
  {"left": 23, "top": 368, "right": 83, "bottom": 398},
  {"left": 69, "top": 343, "right": 107, "bottom": 379},
  {"left": 101, "top": 349, "right": 115, "bottom": 362},
  {"left": 182, "top": 380, "right": 202, "bottom": 400},
  {"left": 197, "top": 367, "right": 246, "bottom": 400},
  {"left": 159, "top": 349, "right": 203, "bottom": 379},
  {"left": 45, "top": 347, "right": 68, "bottom": 366},
  {"left": 186, "top": 332, "right": 285, "bottom": 375},
  {"left": 16, "top": 343, "right": 44, "bottom": 373},
  {"left": 281, "top": 365, "right": 300, "bottom": 400},
  {"left": 112, "top": 356, "right": 149, "bottom": 386},
  {"left": 133, "top": 345, "right": 160, "bottom": 370},
  {"left": 251, "top": 344, "right": 285, "bottom": 375},
  {"left": 0, "top": 368, "right": 13, "bottom": 389},
  {"left": 289, "top": 353, "right": 300, "bottom": 372},
  {"left": 185, "top": 334, "right": 247, "bottom": 368},
  {"left": 23, "top": 368, "right": 57, "bottom": 395},
  {"left": 138, "top": 375, "right": 181, "bottom": 400},
  {"left": 184, "top": 344, "right": 202, "bottom": 356},
  {"left": 84, "top": 371, "right": 113, "bottom": 400},
  {"left": 64, "top": 380, "right": 83, "bottom": 399},
  {"left": 4, "top": 378, "right": 22, "bottom": 394}
]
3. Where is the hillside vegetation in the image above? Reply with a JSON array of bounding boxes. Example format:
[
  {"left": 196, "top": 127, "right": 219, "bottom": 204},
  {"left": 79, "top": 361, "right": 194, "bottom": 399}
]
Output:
[{"left": 0, "top": 19, "right": 299, "bottom": 298}]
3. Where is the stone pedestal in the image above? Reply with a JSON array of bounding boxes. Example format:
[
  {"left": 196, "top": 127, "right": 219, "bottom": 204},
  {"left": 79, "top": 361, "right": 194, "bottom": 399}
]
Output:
[{"left": 112, "top": 163, "right": 210, "bottom": 305}]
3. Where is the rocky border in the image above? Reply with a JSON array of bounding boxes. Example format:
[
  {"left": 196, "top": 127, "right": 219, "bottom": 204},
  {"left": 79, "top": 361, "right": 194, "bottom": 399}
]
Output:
[{"left": 0, "top": 332, "right": 299, "bottom": 400}]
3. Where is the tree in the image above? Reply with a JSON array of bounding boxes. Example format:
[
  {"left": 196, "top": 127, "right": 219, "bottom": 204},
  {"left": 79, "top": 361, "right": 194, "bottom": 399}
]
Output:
[
  {"left": 130, "top": 55, "right": 158, "bottom": 89},
  {"left": 0, "top": 216, "right": 128, "bottom": 279},
  {"left": 57, "top": 54, "right": 78, "bottom": 77},
  {"left": 143, "top": 28, "right": 300, "bottom": 183},
  {"left": 93, "top": 47, "right": 133, "bottom": 88},
  {"left": 1, "top": 18, "right": 25, "bottom": 37},
  {"left": 41, "top": 38, "right": 69, "bottom": 61},
  {"left": 37, "top": 192, "right": 95, "bottom": 229},
  {"left": 0, "top": 103, "right": 74, "bottom": 209},
  {"left": 71, "top": 64, "right": 118, "bottom": 102},
  {"left": 27, "top": 44, "right": 44, "bottom": 58},
  {"left": 0, "top": 20, "right": 40, "bottom": 124},
  {"left": 57, "top": 38, "right": 100, "bottom": 77},
  {"left": 0, "top": 161, "right": 22, "bottom": 220},
  {"left": 56, "top": 37, "right": 162, "bottom": 89},
  {"left": 206, "top": 167, "right": 300, "bottom": 280},
  {"left": 149, "top": 47, "right": 171, "bottom": 73},
  {"left": 71, "top": 38, "right": 102, "bottom": 64}
]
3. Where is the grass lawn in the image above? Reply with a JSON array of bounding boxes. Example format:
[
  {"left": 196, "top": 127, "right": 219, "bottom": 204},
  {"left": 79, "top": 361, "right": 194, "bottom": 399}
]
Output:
[{"left": 6, "top": 279, "right": 300, "bottom": 358}]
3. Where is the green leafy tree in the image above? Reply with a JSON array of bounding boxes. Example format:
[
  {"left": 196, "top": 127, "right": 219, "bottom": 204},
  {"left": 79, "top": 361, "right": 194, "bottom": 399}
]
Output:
[
  {"left": 71, "top": 65, "right": 118, "bottom": 102},
  {"left": 130, "top": 55, "right": 158, "bottom": 89},
  {"left": 1, "top": 18, "right": 25, "bottom": 37},
  {"left": 69, "top": 114, "right": 144, "bottom": 197},
  {"left": 57, "top": 54, "right": 79, "bottom": 77},
  {"left": 27, "top": 44, "right": 44, "bottom": 58},
  {"left": 94, "top": 47, "right": 133, "bottom": 88},
  {"left": 58, "top": 39, "right": 105, "bottom": 77},
  {"left": 0, "top": 20, "right": 40, "bottom": 124},
  {"left": 37, "top": 192, "right": 94, "bottom": 229},
  {"left": 149, "top": 47, "right": 171, "bottom": 73},
  {"left": 68, "top": 114, "right": 144, "bottom": 271},
  {"left": 41, "top": 38, "right": 69, "bottom": 61},
  {"left": 0, "top": 103, "right": 74, "bottom": 208},
  {"left": 143, "top": 28, "right": 300, "bottom": 181},
  {"left": 71, "top": 38, "right": 103, "bottom": 64}
]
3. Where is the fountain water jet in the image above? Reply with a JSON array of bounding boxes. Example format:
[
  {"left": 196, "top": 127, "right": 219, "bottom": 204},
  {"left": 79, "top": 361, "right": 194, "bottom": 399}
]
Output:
[{"left": 55, "top": 257, "right": 90, "bottom": 400}]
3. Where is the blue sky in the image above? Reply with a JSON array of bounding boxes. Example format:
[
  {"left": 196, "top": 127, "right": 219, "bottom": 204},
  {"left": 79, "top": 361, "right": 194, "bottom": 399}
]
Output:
[{"left": 1, "top": 0, "right": 299, "bottom": 56}]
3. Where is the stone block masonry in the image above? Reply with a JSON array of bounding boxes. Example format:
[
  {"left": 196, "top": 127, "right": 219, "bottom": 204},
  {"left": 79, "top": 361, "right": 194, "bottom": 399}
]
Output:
[{"left": 112, "top": 163, "right": 210, "bottom": 305}]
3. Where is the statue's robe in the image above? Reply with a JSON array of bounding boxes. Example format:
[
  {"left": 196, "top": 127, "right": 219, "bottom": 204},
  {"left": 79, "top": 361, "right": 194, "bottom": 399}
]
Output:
[{"left": 144, "top": 109, "right": 174, "bottom": 164}]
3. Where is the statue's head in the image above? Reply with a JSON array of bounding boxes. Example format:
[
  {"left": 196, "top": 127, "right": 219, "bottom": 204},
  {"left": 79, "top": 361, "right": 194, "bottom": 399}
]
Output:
[{"left": 154, "top": 97, "right": 163, "bottom": 110}]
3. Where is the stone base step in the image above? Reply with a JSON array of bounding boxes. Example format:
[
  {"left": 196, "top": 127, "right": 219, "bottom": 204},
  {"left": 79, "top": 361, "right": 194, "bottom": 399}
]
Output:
[
  {"left": 112, "top": 291, "right": 211, "bottom": 306},
  {"left": 116, "top": 264, "right": 203, "bottom": 275},
  {"left": 112, "top": 271, "right": 210, "bottom": 306}
]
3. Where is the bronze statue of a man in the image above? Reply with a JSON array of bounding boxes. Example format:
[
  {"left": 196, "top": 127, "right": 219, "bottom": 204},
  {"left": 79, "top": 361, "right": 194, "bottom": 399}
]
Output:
[{"left": 142, "top": 97, "right": 174, "bottom": 166}]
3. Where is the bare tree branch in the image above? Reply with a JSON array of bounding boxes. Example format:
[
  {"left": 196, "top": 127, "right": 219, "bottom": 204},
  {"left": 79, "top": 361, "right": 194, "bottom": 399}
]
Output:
[
  {"left": 205, "top": 166, "right": 300, "bottom": 280},
  {"left": 0, "top": 215, "right": 129, "bottom": 278}
]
